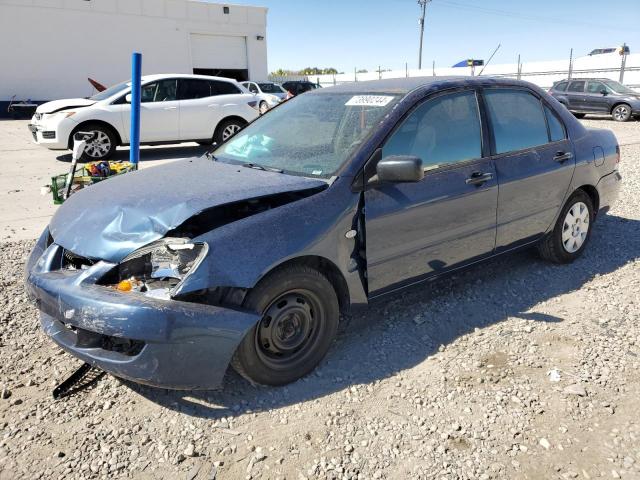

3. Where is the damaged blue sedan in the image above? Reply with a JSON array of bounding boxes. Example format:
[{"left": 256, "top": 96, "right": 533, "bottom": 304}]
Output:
[{"left": 26, "top": 77, "right": 621, "bottom": 389}]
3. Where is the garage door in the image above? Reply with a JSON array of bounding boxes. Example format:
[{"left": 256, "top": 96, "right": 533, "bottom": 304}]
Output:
[{"left": 190, "top": 34, "right": 248, "bottom": 70}]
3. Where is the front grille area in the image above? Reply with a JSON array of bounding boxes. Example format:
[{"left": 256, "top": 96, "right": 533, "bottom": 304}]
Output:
[
  {"left": 68, "top": 324, "right": 144, "bottom": 356},
  {"left": 42, "top": 131, "right": 56, "bottom": 139},
  {"left": 62, "top": 249, "right": 96, "bottom": 270}
]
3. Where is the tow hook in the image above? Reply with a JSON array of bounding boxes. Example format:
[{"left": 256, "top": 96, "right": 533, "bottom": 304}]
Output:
[{"left": 52, "top": 362, "right": 105, "bottom": 400}]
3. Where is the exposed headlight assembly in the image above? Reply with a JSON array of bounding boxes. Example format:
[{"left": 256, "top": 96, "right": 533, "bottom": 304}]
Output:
[{"left": 113, "top": 238, "right": 208, "bottom": 298}]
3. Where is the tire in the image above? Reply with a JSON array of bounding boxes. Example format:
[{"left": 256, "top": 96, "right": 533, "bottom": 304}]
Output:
[
  {"left": 197, "top": 140, "right": 213, "bottom": 146},
  {"left": 214, "top": 118, "right": 246, "bottom": 145},
  {"left": 572, "top": 112, "right": 586, "bottom": 119},
  {"left": 612, "top": 103, "right": 632, "bottom": 122},
  {"left": 231, "top": 265, "right": 340, "bottom": 386},
  {"left": 74, "top": 123, "right": 117, "bottom": 161},
  {"left": 259, "top": 101, "right": 269, "bottom": 115},
  {"left": 538, "top": 190, "right": 594, "bottom": 264}
]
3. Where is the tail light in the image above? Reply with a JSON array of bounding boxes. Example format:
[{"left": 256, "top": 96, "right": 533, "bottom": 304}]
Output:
[{"left": 248, "top": 100, "right": 258, "bottom": 109}]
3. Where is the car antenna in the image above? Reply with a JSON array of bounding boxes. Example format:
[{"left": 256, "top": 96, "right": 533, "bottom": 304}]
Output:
[{"left": 477, "top": 43, "right": 501, "bottom": 76}]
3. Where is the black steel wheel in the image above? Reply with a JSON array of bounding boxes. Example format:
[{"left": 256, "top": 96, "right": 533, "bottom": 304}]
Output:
[{"left": 231, "top": 265, "right": 339, "bottom": 386}]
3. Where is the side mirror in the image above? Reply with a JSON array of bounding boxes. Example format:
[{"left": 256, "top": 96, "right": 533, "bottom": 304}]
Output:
[
  {"left": 125, "top": 93, "right": 132, "bottom": 103},
  {"left": 600, "top": 89, "right": 608, "bottom": 96},
  {"left": 376, "top": 155, "right": 424, "bottom": 183}
]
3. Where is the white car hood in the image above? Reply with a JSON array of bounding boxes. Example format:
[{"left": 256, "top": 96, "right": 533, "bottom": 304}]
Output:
[{"left": 36, "top": 98, "right": 96, "bottom": 114}]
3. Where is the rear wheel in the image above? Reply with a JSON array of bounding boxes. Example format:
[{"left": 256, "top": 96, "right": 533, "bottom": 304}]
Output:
[
  {"left": 214, "top": 118, "right": 246, "bottom": 145},
  {"left": 612, "top": 104, "right": 632, "bottom": 122},
  {"left": 538, "top": 190, "right": 594, "bottom": 264},
  {"left": 231, "top": 265, "right": 339, "bottom": 386}
]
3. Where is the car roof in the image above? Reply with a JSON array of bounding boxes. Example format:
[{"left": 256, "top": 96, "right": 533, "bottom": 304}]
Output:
[
  {"left": 558, "top": 78, "right": 616, "bottom": 82},
  {"left": 309, "top": 76, "right": 541, "bottom": 95},
  {"left": 141, "top": 73, "right": 239, "bottom": 83}
]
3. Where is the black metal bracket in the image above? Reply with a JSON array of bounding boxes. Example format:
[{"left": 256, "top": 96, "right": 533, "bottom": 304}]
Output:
[{"left": 52, "top": 363, "right": 106, "bottom": 400}]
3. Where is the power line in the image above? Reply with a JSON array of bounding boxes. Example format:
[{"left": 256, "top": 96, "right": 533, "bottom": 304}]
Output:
[{"left": 436, "top": 0, "right": 625, "bottom": 31}]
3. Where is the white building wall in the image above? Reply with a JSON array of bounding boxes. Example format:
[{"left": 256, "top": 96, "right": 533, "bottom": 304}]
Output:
[{"left": 0, "top": 0, "right": 268, "bottom": 101}]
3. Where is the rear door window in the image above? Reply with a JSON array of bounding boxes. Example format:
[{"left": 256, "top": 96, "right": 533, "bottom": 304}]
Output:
[
  {"left": 178, "top": 79, "right": 212, "bottom": 100},
  {"left": 484, "top": 89, "right": 549, "bottom": 154},
  {"left": 568, "top": 81, "right": 586, "bottom": 92},
  {"left": 383, "top": 91, "right": 482, "bottom": 170}
]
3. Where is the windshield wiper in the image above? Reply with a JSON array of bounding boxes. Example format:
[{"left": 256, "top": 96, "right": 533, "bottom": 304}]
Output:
[
  {"left": 242, "top": 163, "right": 283, "bottom": 173},
  {"left": 205, "top": 151, "right": 217, "bottom": 161}
]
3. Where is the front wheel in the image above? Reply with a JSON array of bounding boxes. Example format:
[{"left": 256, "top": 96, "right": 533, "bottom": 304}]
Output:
[
  {"left": 231, "top": 265, "right": 339, "bottom": 386},
  {"left": 538, "top": 190, "right": 594, "bottom": 264},
  {"left": 73, "top": 124, "right": 117, "bottom": 161},
  {"left": 259, "top": 101, "right": 269, "bottom": 115},
  {"left": 612, "top": 104, "right": 632, "bottom": 122}
]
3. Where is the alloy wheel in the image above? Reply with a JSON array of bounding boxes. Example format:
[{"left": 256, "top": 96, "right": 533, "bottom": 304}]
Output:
[
  {"left": 561, "top": 201, "right": 590, "bottom": 253},
  {"left": 613, "top": 105, "right": 630, "bottom": 121},
  {"left": 222, "top": 124, "right": 241, "bottom": 141},
  {"left": 85, "top": 131, "right": 112, "bottom": 158}
]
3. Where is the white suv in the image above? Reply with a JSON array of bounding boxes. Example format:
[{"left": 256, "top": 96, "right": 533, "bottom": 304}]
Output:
[{"left": 28, "top": 74, "right": 260, "bottom": 160}]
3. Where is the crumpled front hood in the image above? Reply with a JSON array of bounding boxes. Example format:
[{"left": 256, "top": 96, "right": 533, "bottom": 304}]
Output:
[
  {"left": 49, "top": 157, "right": 327, "bottom": 262},
  {"left": 36, "top": 98, "right": 96, "bottom": 114}
]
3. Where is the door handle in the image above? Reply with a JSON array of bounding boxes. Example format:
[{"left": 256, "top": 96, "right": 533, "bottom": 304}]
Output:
[
  {"left": 553, "top": 151, "right": 573, "bottom": 163},
  {"left": 164, "top": 106, "right": 178, "bottom": 110},
  {"left": 465, "top": 172, "right": 493, "bottom": 185}
]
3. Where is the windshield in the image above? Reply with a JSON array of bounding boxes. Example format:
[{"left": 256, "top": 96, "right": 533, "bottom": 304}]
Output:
[
  {"left": 604, "top": 80, "right": 637, "bottom": 95},
  {"left": 214, "top": 93, "right": 399, "bottom": 178},
  {"left": 259, "top": 83, "right": 286, "bottom": 93},
  {"left": 90, "top": 80, "right": 131, "bottom": 101}
]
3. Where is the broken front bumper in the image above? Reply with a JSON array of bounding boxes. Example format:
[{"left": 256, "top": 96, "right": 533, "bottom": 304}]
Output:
[{"left": 25, "top": 232, "right": 260, "bottom": 390}]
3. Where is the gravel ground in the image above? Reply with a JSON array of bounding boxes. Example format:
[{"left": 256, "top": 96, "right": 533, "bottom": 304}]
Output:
[{"left": 1, "top": 120, "right": 640, "bottom": 480}]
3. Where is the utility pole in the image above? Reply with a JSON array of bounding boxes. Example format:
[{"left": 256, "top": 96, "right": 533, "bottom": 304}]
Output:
[
  {"left": 417, "top": 0, "right": 431, "bottom": 70},
  {"left": 619, "top": 43, "right": 628, "bottom": 83}
]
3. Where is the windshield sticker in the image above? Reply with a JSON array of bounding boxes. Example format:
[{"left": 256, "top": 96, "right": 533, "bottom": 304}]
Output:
[
  {"left": 345, "top": 95, "right": 395, "bottom": 107},
  {"left": 312, "top": 170, "right": 323, "bottom": 175}
]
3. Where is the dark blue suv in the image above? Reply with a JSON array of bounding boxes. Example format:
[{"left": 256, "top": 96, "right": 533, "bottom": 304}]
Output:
[{"left": 550, "top": 78, "right": 640, "bottom": 122}]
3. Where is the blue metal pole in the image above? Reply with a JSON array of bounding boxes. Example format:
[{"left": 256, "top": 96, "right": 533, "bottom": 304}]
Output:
[{"left": 130, "top": 52, "right": 142, "bottom": 167}]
